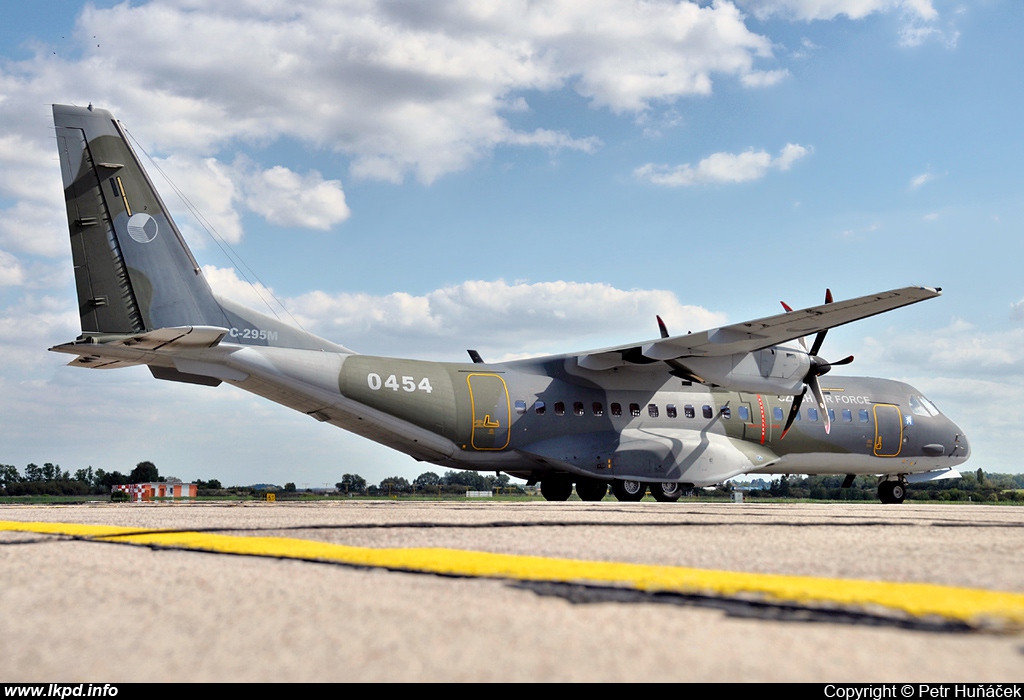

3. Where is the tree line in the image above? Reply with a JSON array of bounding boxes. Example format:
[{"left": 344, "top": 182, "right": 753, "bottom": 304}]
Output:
[
  {"left": 0, "top": 461, "right": 221, "bottom": 496},
  {"left": 4, "top": 460, "right": 1022, "bottom": 502},
  {"left": 335, "top": 470, "right": 521, "bottom": 496},
  {"left": 743, "top": 469, "right": 1024, "bottom": 502}
]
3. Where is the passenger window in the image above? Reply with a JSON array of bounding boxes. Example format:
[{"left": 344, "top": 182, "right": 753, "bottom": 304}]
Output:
[
  {"left": 684, "top": 405, "right": 695, "bottom": 419},
  {"left": 592, "top": 402, "right": 604, "bottom": 416},
  {"left": 535, "top": 401, "right": 546, "bottom": 415},
  {"left": 611, "top": 403, "right": 622, "bottom": 416},
  {"left": 702, "top": 405, "right": 713, "bottom": 419},
  {"left": 842, "top": 409, "right": 852, "bottom": 422},
  {"left": 828, "top": 409, "right": 835, "bottom": 422},
  {"left": 808, "top": 408, "right": 818, "bottom": 421},
  {"left": 648, "top": 404, "right": 659, "bottom": 418},
  {"left": 720, "top": 406, "right": 731, "bottom": 419},
  {"left": 667, "top": 404, "right": 677, "bottom": 418},
  {"left": 905, "top": 414, "right": 914, "bottom": 427},
  {"left": 554, "top": 402, "right": 565, "bottom": 416},
  {"left": 630, "top": 403, "right": 641, "bottom": 417},
  {"left": 574, "top": 401, "right": 585, "bottom": 416},
  {"left": 738, "top": 406, "right": 750, "bottom": 421},
  {"left": 514, "top": 400, "right": 526, "bottom": 415},
  {"left": 859, "top": 409, "right": 869, "bottom": 423},
  {"left": 772, "top": 407, "right": 783, "bottom": 421}
]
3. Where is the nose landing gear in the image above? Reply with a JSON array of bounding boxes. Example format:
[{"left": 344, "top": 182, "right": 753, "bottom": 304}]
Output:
[{"left": 878, "top": 479, "right": 907, "bottom": 504}]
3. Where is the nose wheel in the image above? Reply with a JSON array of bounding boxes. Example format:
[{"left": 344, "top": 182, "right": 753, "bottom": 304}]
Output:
[{"left": 878, "top": 479, "right": 907, "bottom": 504}]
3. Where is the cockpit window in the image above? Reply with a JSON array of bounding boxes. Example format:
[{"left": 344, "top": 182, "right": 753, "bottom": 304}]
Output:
[{"left": 910, "top": 395, "right": 941, "bottom": 417}]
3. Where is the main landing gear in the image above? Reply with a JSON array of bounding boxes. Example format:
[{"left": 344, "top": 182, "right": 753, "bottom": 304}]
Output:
[
  {"left": 611, "top": 479, "right": 646, "bottom": 502},
  {"left": 650, "top": 482, "right": 683, "bottom": 502},
  {"left": 537, "top": 475, "right": 686, "bottom": 502},
  {"left": 878, "top": 479, "right": 907, "bottom": 504}
]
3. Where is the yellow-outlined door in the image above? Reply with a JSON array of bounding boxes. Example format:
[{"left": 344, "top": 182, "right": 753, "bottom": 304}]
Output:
[
  {"left": 873, "top": 404, "right": 903, "bottom": 457},
  {"left": 467, "top": 373, "right": 511, "bottom": 450}
]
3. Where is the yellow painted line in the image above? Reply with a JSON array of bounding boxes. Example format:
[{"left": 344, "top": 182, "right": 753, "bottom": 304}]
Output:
[{"left": 4, "top": 519, "right": 1023, "bottom": 629}]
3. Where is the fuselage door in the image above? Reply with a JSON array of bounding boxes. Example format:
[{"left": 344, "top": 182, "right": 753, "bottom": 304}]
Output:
[
  {"left": 873, "top": 404, "right": 903, "bottom": 457},
  {"left": 467, "top": 373, "right": 511, "bottom": 450}
]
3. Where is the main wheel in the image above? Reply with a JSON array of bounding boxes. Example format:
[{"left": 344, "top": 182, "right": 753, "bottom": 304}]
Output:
[
  {"left": 540, "top": 475, "right": 573, "bottom": 501},
  {"left": 611, "top": 479, "right": 646, "bottom": 502},
  {"left": 650, "top": 482, "right": 682, "bottom": 502},
  {"left": 575, "top": 477, "right": 609, "bottom": 502}
]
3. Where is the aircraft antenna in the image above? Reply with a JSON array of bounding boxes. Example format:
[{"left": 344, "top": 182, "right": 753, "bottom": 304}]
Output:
[{"left": 123, "top": 127, "right": 319, "bottom": 343}]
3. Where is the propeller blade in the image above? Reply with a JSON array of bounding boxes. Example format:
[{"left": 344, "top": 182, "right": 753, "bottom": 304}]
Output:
[
  {"left": 780, "top": 301, "right": 809, "bottom": 351},
  {"left": 780, "top": 388, "right": 807, "bottom": 440},
  {"left": 809, "top": 330, "right": 827, "bottom": 358},
  {"left": 832, "top": 355, "right": 854, "bottom": 366},
  {"left": 808, "top": 289, "right": 835, "bottom": 357},
  {"left": 808, "top": 374, "right": 831, "bottom": 435}
]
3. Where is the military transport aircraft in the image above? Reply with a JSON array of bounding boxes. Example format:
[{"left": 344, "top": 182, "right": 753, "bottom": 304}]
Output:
[{"left": 50, "top": 104, "right": 970, "bottom": 503}]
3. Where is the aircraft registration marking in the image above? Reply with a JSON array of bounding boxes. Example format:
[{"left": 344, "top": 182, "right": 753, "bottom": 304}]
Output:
[
  {"left": 4, "top": 519, "right": 1023, "bottom": 631},
  {"left": 366, "top": 373, "right": 434, "bottom": 393}
]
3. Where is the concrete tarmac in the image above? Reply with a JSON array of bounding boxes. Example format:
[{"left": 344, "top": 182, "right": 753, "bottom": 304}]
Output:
[{"left": 1, "top": 500, "right": 1022, "bottom": 682}]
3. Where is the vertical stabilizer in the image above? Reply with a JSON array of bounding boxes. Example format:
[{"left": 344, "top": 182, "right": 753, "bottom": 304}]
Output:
[{"left": 53, "top": 104, "right": 228, "bottom": 335}]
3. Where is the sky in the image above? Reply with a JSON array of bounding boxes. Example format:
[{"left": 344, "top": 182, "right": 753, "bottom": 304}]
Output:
[{"left": 1, "top": 0, "right": 1022, "bottom": 488}]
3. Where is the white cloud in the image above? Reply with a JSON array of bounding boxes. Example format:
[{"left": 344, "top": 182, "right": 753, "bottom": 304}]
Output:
[
  {"left": 735, "top": 0, "right": 936, "bottom": 22},
  {"left": 0, "top": 249, "right": 25, "bottom": 286},
  {"left": 0, "top": 293, "right": 79, "bottom": 371},
  {"left": 740, "top": 69, "right": 790, "bottom": 88},
  {"left": 150, "top": 155, "right": 244, "bottom": 245},
  {"left": 239, "top": 164, "right": 350, "bottom": 231},
  {"left": 0, "top": 1, "right": 791, "bottom": 186},
  {"left": 856, "top": 318, "right": 1024, "bottom": 379},
  {"left": 736, "top": 0, "right": 955, "bottom": 49},
  {"left": 204, "top": 270, "right": 729, "bottom": 360},
  {"left": 0, "top": 201, "right": 68, "bottom": 258},
  {"left": 203, "top": 265, "right": 280, "bottom": 313},
  {"left": 1011, "top": 298, "right": 1024, "bottom": 323},
  {"left": 635, "top": 143, "right": 810, "bottom": 187},
  {"left": 910, "top": 172, "right": 934, "bottom": 189}
]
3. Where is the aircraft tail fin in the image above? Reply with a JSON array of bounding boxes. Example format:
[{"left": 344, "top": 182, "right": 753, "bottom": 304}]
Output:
[
  {"left": 54, "top": 103, "right": 229, "bottom": 335},
  {"left": 52, "top": 104, "right": 346, "bottom": 354}
]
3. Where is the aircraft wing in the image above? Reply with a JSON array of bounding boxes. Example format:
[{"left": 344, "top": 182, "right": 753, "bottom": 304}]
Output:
[{"left": 577, "top": 286, "right": 940, "bottom": 370}]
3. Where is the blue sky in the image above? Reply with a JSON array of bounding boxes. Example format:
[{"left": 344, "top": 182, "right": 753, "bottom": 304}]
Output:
[{"left": 1, "top": 1, "right": 1021, "bottom": 487}]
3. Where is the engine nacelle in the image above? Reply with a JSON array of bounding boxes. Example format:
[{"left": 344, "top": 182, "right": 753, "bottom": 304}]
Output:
[{"left": 683, "top": 345, "right": 809, "bottom": 395}]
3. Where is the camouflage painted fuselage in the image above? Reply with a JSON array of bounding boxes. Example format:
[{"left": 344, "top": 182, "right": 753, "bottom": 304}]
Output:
[{"left": 49, "top": 103, "right": 970, "bottom": 496}]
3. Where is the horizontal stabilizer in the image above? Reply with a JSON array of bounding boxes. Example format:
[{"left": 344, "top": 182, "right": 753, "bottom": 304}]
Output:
[{"left": 50, "top": 325, "right": 229, "bottom": 369}]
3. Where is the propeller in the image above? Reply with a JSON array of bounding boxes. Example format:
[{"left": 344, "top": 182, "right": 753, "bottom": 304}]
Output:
[
  {"left": 780, "top": 289, "right": 855, "bottom": 439},
  {"left": 655, "top": 315, "right": 705, "bottom": 383}
]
